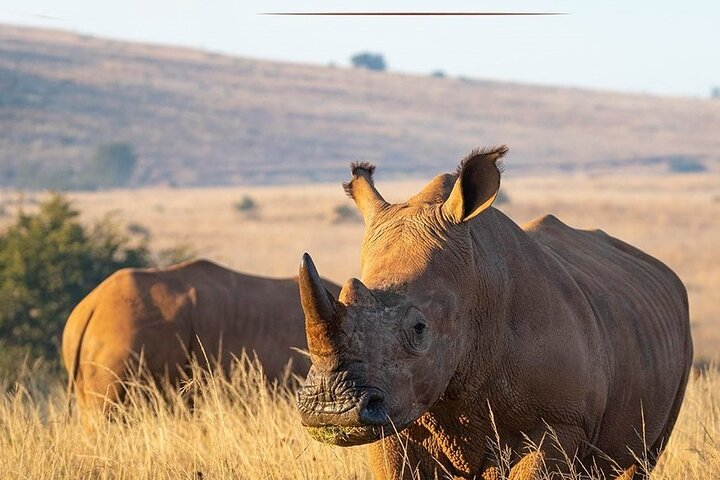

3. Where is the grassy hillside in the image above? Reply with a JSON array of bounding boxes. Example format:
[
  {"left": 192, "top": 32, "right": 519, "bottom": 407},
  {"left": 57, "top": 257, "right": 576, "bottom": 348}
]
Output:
[{"left": 2, "top": 25, "right": 720, "bottom": 188}]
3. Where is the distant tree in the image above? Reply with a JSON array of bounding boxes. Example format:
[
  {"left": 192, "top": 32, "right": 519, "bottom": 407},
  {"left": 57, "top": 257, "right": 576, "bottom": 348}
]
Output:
[
  {"left": 85, "top": 142, "right": 138, "bottom": 188},
  {"left": 712, "top": 86, "right": 720, "bottom": 99},
  {"left": 234, "top": 195, "right": 258, "bottom": 213},
  {"left": 431, "top": 70, "right": 446, "bottom": 79},
  {"left": 667, "top": 156, "right": 707, "bottom": 173},
  {"left": 0, "top": 194, "right": 151, "bottom": 376},
  {"left": 350, "top": 52, "right": 387, "bottom": 72}
]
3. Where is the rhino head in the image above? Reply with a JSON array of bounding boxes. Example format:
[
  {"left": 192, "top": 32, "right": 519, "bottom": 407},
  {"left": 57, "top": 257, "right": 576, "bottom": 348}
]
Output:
[{"left": 296, "top": 146, "right": 508, "bottom": 446}]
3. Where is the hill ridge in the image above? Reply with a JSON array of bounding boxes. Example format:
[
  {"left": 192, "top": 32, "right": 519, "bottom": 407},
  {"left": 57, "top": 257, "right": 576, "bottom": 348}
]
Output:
[{"left": 1, "top": 24, "right": 719, "bottom": 187}]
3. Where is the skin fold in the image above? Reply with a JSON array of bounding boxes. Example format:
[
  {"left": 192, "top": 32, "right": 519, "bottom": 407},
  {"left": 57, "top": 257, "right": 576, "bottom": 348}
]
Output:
[{"left": 295, "top": 147, "right": 692, "bottom": 479}]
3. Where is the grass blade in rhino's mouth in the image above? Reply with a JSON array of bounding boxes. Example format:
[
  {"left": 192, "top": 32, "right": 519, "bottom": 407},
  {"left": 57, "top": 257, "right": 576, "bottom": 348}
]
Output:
[{"left": 306, "top": 425, "right": 382, "bottom": 445}]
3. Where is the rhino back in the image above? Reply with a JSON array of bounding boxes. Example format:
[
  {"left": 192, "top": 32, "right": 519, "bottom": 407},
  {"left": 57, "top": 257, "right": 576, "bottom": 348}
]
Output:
[{"left": 179, "top": 260, "right": 339, "bottom": 378}]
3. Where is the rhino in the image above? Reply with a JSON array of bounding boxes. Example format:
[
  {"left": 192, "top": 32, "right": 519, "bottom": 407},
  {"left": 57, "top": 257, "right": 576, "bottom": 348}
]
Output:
[
  {"left": 295, "top": 147, "right": 692, "bottom": 479},
  {"left": 62, "top": 259, "right": 340, "bottom": 412}
]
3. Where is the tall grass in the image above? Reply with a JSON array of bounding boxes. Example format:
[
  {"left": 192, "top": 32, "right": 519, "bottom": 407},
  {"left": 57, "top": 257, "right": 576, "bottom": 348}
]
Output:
[{"left": 0, "top": 359, "right": 717, "bottom": 479}]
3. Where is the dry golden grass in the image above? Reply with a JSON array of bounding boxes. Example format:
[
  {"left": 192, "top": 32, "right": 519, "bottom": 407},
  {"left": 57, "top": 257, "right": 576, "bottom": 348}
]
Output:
[
  {"left": 0, "top": 358, "right": 717, "bottom": 479},
  {"left": 0, "top": 357, "right": 369, "bottom": 479},
  {"left": 0, "top": 173, "right": 717, "bottom": 477}
]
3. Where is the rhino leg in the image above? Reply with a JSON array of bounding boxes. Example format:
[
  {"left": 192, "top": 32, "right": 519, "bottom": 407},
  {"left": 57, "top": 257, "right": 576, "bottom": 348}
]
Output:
[
  {"left": 479, "top": 452, "right": 543, "bottom": 480},
  {"left": 533, "top": 424, "right": 590, "bottom": 467},
  {"left": 613, "top": 465, "right": 636, "bottom": 480},
  {"left": 508, "top": 451, "right": 544, "bottom": 480},
  {"left": 481, "top": 466, "right": 502, "bottom": 480}
]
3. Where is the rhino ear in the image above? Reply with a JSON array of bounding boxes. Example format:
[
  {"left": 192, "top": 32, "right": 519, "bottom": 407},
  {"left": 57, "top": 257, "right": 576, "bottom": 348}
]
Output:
[
  {"left": 343, "top": 162, "right": 388, "bottom": 224},
  {"left": 442, "top": 145, "right": 507, "bottom": 224}
]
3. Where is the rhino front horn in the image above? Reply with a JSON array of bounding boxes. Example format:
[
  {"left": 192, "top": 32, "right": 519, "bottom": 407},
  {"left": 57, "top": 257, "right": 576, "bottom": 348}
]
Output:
[{"left": 299, "top": 253, "right": 342, "bottom": 358}]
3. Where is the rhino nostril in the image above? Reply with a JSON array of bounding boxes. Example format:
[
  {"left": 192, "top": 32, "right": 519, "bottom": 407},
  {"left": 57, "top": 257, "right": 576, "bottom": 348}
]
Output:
[{"left": 359, "top": 391, "right": 386, "bottom": 425}]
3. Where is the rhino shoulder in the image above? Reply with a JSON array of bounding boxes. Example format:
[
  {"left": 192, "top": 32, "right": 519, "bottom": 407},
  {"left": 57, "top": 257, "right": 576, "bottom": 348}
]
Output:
[{"left": 523, "top": 213, "right": 564, "bottom": 230}]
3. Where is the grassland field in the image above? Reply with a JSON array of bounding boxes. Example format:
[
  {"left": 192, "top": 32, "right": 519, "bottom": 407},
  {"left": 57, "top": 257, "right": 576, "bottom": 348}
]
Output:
[
  {"left": 1, "top": 172, "right": 715, "bottom": 361},
  {"left": 0, "top": 172, "right": 717, "bottom": 478}
]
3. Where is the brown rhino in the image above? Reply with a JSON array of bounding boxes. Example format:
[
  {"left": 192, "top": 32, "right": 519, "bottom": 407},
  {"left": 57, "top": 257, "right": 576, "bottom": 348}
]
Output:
[
  {"left": 62, "top": 259, "right": 340, "bottom": 412},
  {"left": 295, "top": 147, "right": 692, "bottom": 479}
]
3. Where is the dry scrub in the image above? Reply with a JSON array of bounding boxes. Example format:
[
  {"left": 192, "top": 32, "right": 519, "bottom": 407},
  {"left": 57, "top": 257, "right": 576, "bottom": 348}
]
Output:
[{"left": 0, "top": 359, "right": 717, "bottom": 479}]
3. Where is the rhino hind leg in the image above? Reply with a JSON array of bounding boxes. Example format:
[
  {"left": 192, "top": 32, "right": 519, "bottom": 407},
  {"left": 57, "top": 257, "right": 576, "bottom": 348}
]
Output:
[{"left": 642, "top": 363, "right": 691, "bottom": 473}]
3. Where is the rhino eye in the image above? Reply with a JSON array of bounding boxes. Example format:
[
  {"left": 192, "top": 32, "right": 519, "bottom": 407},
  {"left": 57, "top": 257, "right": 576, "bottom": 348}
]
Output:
[{"left": 403, "top": 307, "right": 429, "bottom": 352}]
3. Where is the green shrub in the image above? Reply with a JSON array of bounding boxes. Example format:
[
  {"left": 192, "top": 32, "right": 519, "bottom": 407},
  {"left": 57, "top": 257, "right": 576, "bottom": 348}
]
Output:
[
  {"left": 234, "top": 195, "right": 258, "bottom": 213},
  {"left": 127, "top": 222, "right": 152, "bottom": 239},
  {"left": 154, "top": 244, "right": 196, "bottom": 268},
  {"left": 667, "top": 157, "right": 707, "bottom": 174},
  {"left": 85, "top": 142, "right": 138, "bottom": 188},
  {"left": 0, "top": 194, "right": 151, "bottom": 377},
  {"left": 7, "top": 143, "right": 138, "bottom": 191},
  {"left": 330, "top": 204, "right": 361, "bottom": 223}
]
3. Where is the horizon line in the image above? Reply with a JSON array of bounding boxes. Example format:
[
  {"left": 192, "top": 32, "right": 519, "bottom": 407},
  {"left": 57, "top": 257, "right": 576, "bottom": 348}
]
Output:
[{"left": 262, "top": 12, "right": 567, "bottom": 17}]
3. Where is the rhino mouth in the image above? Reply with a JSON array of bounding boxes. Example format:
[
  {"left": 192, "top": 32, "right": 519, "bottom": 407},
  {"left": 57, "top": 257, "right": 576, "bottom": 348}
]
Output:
[
  {"left": 297, "top": 379, "right": 408, "bottom": 446},
  {"left": 305, "top": 424, "right": 391, "bottom": 446}
]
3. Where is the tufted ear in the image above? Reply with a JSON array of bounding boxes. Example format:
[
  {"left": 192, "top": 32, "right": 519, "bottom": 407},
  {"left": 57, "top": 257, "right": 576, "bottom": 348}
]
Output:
[
  {"left": 343, "top": 162, "right": 388, "bottom": 224},
  {"left": 442, "top": 145, "right": 507, "bottom": 224}
]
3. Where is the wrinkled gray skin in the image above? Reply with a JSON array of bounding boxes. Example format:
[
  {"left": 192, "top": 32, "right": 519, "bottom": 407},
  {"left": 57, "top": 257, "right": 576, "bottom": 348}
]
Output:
[{"left": 296, "top": 147, "right": 692, "bottom": 480}]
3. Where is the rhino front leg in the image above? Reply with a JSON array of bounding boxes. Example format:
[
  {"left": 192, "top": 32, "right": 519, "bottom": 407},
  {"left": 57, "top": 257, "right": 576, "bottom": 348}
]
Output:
[
  {"left": 481, "top": 466, "right": 501, "bottom": 480},
  {"left": 613, "top": 465, "right": 636, "bottom": 480},
  {"left": 515, "top": 424, "right": 590, "bottom": 475},
  {"left": 508, "top": 451, "right": 544, "bottom": 480},
  {"left": 480, "top": 451, "right": 544, "bottom": 480}
]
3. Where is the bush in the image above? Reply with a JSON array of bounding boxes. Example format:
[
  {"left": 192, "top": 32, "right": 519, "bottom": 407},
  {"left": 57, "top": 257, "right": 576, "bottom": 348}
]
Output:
[
  {"left": 127, "top": 222, "right": 151, "bottom": 239},
  {"left": 350, "top": 52, "right": 387, "bottom": 72},
  {"left": 330, "top": 204, "right": 361, "bottom": 224},
  {"left": 85, "top": 142, "right": 138, "bottom": 188},
  {"left": 234, "top": 195, "right": 258, "bottom": 213},
  {"left": 7, "top": 143, "right": 139, "bottom": 191},
  {"left": 0, "top": 194, "right": 151, "bottom": 376},
  {"left": 667, "top": 157, "right": 707, "bottom": 174},
  {"left": 154, "top": 244, "right": 196, "bottom": 268}
]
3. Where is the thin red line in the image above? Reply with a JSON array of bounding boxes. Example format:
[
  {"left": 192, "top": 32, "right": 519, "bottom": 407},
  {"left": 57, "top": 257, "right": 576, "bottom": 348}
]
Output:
[{"left": 262, "top": 12, "right": 566, "bottom": 16}]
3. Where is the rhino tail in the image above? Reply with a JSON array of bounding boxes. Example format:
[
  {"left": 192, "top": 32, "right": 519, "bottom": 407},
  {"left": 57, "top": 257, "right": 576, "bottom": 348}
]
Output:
[{"left": 65, "top": 307, "right": 95, "bottom": 417}]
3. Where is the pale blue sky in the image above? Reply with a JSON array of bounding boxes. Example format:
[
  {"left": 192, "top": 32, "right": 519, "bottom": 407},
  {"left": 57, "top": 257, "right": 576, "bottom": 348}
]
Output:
[{"left": 1, "top": 1, "right": 718, "bottom": 97}]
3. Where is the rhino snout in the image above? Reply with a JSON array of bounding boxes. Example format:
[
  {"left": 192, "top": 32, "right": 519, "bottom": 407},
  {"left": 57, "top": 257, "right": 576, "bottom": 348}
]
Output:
[{"left": 296, "top": 381, "right": 387, "bottom": 428}]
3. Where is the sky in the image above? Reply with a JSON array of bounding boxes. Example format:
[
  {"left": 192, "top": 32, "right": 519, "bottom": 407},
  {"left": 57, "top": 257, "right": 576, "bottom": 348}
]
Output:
[{"left": 1, "top": 0, "right": 719, "bottom": 97}]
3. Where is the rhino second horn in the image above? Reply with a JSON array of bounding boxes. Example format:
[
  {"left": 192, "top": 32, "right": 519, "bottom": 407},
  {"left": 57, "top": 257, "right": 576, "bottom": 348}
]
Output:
[
  {"left": 339, "top": 278, "right": 377, "bottom": 306},
  {"left": 299, "top": 253, "right": 341, "bottom": 357}
]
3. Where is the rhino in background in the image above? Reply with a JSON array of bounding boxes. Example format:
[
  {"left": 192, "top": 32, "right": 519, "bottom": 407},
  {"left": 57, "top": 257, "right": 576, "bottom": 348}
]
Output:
[
  {"left": 295, "top": 147, "right": 692, "bottom": 479},
  {"left": 62, "top": 259, "right": 340, "bottom": 412}
]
